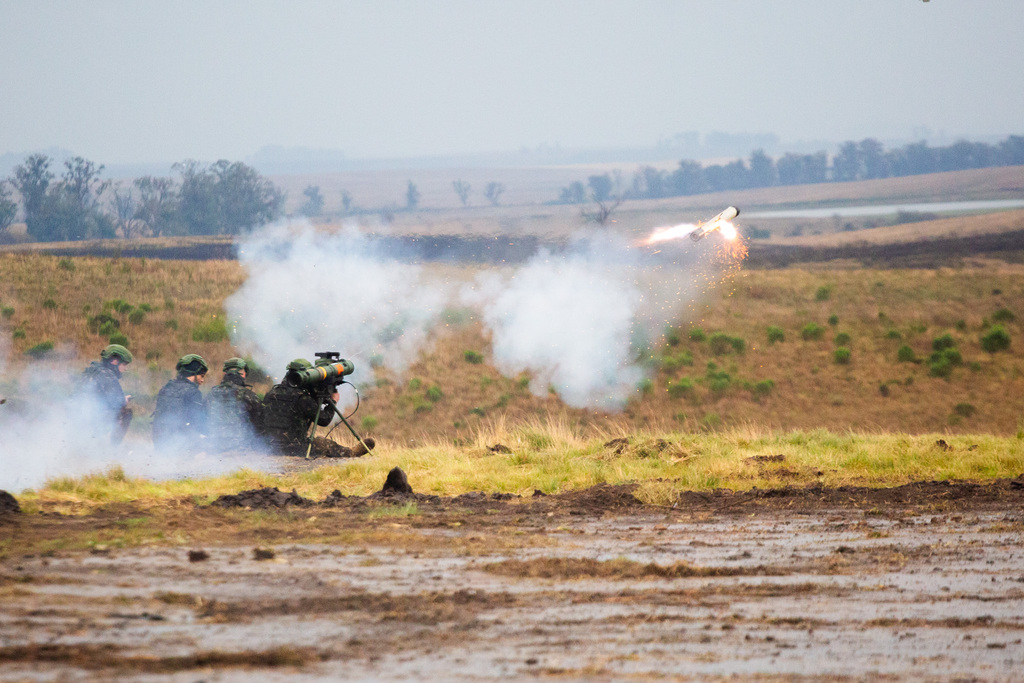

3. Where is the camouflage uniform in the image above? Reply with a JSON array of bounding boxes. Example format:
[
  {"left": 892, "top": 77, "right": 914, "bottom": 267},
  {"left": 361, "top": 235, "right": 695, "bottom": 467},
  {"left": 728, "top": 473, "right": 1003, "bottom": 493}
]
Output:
[
  {"left": 152, "top": 355, "right": 209, "bottom": 453},
  {"left": 207, "top": 371, "right": 264, "bottom": 453},
  {"left": 77, "top": 347, "right": 133, "bottom": 444},
  {"left": 260, "top": 382, "right": 345, "bottom": 457}
]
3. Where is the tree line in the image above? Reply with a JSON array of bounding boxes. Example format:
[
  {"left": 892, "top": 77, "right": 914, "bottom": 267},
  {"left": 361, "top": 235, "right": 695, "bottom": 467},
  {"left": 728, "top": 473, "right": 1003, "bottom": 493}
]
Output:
[
  {"left": 559, "top": 134, "right": 1024, "bottom": 203},
  {"left": 0, "top": 154, "right": 284, "bottom": 242}
]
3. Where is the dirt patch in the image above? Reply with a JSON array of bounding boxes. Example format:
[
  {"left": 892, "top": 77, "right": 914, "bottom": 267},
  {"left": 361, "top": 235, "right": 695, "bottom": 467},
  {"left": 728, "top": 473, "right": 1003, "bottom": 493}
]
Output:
[
  {"left": 483, "top": 557, "right": 781, "bottom": 580},
  {"left": 210, "top": 487, "right": 314, "bottom": 509},
  {"left": 0, "top": 643, "right": 317, "bottom": 673}
]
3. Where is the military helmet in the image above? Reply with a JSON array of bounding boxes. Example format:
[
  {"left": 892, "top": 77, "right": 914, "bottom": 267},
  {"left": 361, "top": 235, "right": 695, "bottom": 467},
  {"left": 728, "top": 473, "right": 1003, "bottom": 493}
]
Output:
[
  {"left": 286, "top": 358, "right": 311, "bottom": 371},
  {"left": 101, "top": 344, "right": 133, "bottom": 364},
  {"left": 176, "top": 353, "right": 209, "bottom": 376},
  {"left": 222, "top": 357, "right": 247, "bottom": 373}
]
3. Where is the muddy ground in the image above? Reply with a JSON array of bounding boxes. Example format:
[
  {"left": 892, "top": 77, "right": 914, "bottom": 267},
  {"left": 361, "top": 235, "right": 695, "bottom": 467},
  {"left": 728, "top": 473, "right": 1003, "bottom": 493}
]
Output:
[{"left": 2, "top": 477, "right": 1024, "bottom": 682}]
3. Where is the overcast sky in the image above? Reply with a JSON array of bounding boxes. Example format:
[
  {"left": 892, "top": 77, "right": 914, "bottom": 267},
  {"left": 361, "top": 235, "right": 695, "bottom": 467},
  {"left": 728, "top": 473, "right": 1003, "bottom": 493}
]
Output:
[{"left": 1, "top": 0, "right": 1022, "bottom": 165}]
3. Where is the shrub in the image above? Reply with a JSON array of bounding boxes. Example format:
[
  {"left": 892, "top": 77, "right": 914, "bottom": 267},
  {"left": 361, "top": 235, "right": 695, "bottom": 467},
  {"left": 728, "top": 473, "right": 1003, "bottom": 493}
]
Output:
[
  {"left": 42, "top": 299, "right": 58, "bottom": 310},
  {"left": 463, "top": 350, "right": 484, "bottom": 364},
  {"left": 13, "top": 327, "right": 26, "bottom": 339},
  {"left": 361, "top": 415, "right": 379, "bottom": 431},
  {"left": 408, "top": 378, "right": 422, "bottom": 390},
  {"left": 688, "top": 327, "right": 706, "bottom": 343},
  {"left": 138, "top": 303, "right": 153, "bottom": 313},
  {"left": 814, "top": 286, "right": 832, "bottom": 301},
  {"left": 751, "top": 379, "right": 774, "bottom": 399},
  {"left": 992, "top": 308, "right": 1015, "bottom": 323},
  {"left": 929, "top": 356, "right": 952, "bottom": 378},
  {"left": 87, "top": 312, "right": 119, "bottom": 334},
  {"left": 108, "top": 333, "right": 129, "bottom": 347},
  {"left": 106, "top": 299, "right": 134, "bottom": 315},
  {"left": 766, "top": 326, "right": 785, "bottom": 344},
  {"left": 935, "top": 347, "right": 962, "bottom": 366},
  {"left": 191, "top": 317, "right": 229, "bottom": 343},
  {"left": 24, "top": 341, "right": 55, "bottom": 358},
  {"left": 827, "top": 314, "right": 839, "bottom": 326},
  {"left": 729, "top": 336, "right": 746, "bottom": 354},
  {"left": 637, "top": 378, "right": 653, "bottom": 395},
  {"left": 705, "top": 366, "right": 732, "bottom": 395},
  {"left": 425, "top": 385, "right": 443, "bottom": 402},
  {"left": 885, "top": 329, "right": 902, "bottom": 340},
  {"left": 165, "top": 319, "right": 178, "bottom": 331},
  {"left": 931, "top": 333, "right": 956, "bottom": 351},
  {"left": 662, "top": 350, "right": 694, "bottom": 372},
  {"left": 896, "top": 345, "right": 917, "bottom": 363},
  {"left": 981, "top": 325, "right": 1011, "bottom": 353},
  {"left": 1, "top": 306, "right": 13, "bottom": 319},
  {"left": 666, "top": 377, "right": 694, "bottom": 398},
  {"left": 709, "top": 332, "right": 744, "bottom": 355},
  {"left": 57, "top": 257, "right": 75, "bottom": 271},
  {"left": 833, "top": 347, "right": 851, "bottom": 364},
  {"left": 98, "top": 320, "right": 120, "bottom": 336},
  {"left": 834, "top": 332, "right": 851, "bottom": 346},
  {"left": 128, "top": 310, "right": 146, "bottom": 325},
  {"left": 801, "top": 323, "right": 825, "bottom": 341},
  {"left": 955, "top": 319, "right": 967, "bottom": 331},
  {"left": 953, "top": 403, "right": 976, "bottom": 418},
  {"left": 878, "top": 383, "right": 890, "bottom": 397},
  {"left": 665, "top": 328, "right": 681, "bottom": 347}
]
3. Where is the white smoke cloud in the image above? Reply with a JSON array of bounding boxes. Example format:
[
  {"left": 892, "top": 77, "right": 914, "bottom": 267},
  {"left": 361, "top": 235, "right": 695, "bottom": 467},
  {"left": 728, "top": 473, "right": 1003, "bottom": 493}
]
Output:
[
  {"left": 462, "top": 230, "right": 704, "bottom": 410},
  {"left": 0, "top": 361, "right": 280, "bottom": 492},
  {"left": 226, "top": 220, "right": 452, "bottom": 383}
]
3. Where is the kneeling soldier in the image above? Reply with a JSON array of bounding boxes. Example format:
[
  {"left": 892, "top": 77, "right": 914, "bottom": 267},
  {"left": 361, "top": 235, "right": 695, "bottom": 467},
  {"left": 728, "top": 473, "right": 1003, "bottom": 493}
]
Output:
[
  {"left": 207, "top": 357, "right": 264, "bottom": 453},
  {"left": 78, "top": 344, "right": 134, "bottom": 444}
]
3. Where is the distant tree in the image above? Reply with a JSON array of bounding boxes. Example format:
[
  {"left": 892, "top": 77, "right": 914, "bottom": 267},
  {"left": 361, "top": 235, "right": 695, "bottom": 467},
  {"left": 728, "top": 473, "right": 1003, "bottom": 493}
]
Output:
[
  {"left": 832, "top": 141, "right": 861, "bottom": 182},
  {"left": 722, "top": 159, "right": 749, "bottom": 189},
  {"left": 134, "top": 176, "right": 180, "bottom": 236},
  {"left": 558, "top": 181, "right": 586, "bottom": 204},
  {"left": 174, "top": 159, "right": 283, "bottom": 235},
  {"left": 0, "top": 181, "right": 17, "bottom": 238},
  {"left": 483, "top": 181, "right": 505, "bottom": 206},
  {"left": 11, "top": 154, "right": 54, "bottom": 239},
  {"left": 300, "top": 185, "right": 324, "bottom": 217},
  {"left": 405, "top": 180, "right": 420, "bottom": 210},
  {"left": 587, "top": 174, "right": 613, "bottom": 202},
  {"left": 668, "top": 160, "right": 706, "bottom": 195},
  {"left": 339, "top": 190, "right": 353, "bottom": 215},
  {"left": 630, "top": 166, "right": 668, "bottom": 199},
  {"left": 777, "top": 152, "right": 828, "bottom": 185},
  {"left": 452, "top": 179, "right": 471, "bottom": 206},
  {"left": 859, "top": 138, "right": 889, "bottom": 179},
  {"left": 997, "top": 135, "right": 1024, "bottom": 166},
  {"left": 582, "top": 196, "right": 622, "bottom": 226},
  {"left": 110, "top": 184, "right": 144, "bottom": 239},
  {"left": 748, "top": 149, "right": 777, "bottom": 187}
]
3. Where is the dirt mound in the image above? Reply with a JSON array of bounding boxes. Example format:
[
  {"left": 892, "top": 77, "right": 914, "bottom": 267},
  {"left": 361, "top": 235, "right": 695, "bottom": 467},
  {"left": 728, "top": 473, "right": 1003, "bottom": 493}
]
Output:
[
  {"left": 0, "top": 490, "right": 20, "bottom": 516},
  {"left": 550, "top": 483, "right": 643, "bottom": 512},
  {"left": 211, "top": 487, "right": 313, "bottom": 509}
]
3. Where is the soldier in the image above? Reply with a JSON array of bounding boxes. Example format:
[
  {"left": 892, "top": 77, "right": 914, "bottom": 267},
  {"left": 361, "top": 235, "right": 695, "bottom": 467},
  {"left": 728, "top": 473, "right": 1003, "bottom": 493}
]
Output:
[
  {"left": 206, "top": 357, "right": 264, "bottom": 453},
  {"left": 78, "top": 344, "right": 134, "bottom": 444},
  {"left": 152, "top": 354, "right": 209, "bottom": 453},
  {"left": 261, "top": 358, "right": 373, "bottom": 458}
]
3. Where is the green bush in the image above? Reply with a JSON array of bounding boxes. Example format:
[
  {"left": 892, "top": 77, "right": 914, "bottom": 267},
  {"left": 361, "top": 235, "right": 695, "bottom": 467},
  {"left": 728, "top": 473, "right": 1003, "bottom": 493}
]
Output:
[
  {"left": 87, "top": 312, "right": 119, "bottom": 334},
  {"left": 981, "top": 325, "right": 1011, "bottom": 353},
  {"left": 98, "top": 320, "right": 120, "bottom": 336},
  {"left": 953, "top": 403, "right": 976, "bottom": 418},
  {"left": 463, "top": 350, "right": 484, "bottom": 364},
  {"left": 165, "top": 319, "right": 178, "bottom": 331},
  {"left": 801, "top": 323, "right": 826, "bottom": 341},
  {"left": 57, "top": 257, "right": 75, "bottom": 272},
  {"left": 1, "top": 306, "right": 14, "bottom": 319},
  {"left": 833, "top": 347, "right": 851, "bottom": 364},
  {"left": 827, "top": 314, "right": 839, "bottom": 326},
  {"left": 637, "top": 378, "right": 653, "bottom": 395},
  {"left": 42, "top": 298, "right": 58, "bottom": 310},
  {"left": 12, "top": 327, "right": 26, "bottom": 339},
  {"left": 814, "top": 286, "right": 832, "bottom": 301},
  {"left": 191, "top": 317, "right": 229, "bottom": 343},
  {"left": 992, "top": 307, "right": 1015, "bottom": 323},
  {"left": 106, "top": 299, "right": 134, "bottom": 315},
  {"left": 705, "top": 365, "right": 732, "bottom": 395},
  {"left": 361, "top": 415, "right": 379, "bottom": 431},
  {"left": 932, "top": 347, "right": 962, "bottom": 366},
  {"left": 955, "top": 319, "right": 967, "bottom": 331},
  {"left": 665, "top": 328, "right": 681, "bottom": 347},
  {"left": 751, "top": 379, "right": 775, "bottom": 399},
  {"left": 766, "top": 326, "right": 785, "bottom": 344},
  {"left": 24, "top": 341, "right": 55, "bottom": 358},
  {"left": 834, "top": 332, "right": 851, "bottom": 346},
  {"left": 408, "top": 378, "right": 422, "bottom": 390},
  {"left": 128, "top": 310, "right": 146, "bottom": 325},
  {"left": 885, "top": 329, "right": 902, "bottom": 340},
  {"left": 108, "top": 333, "right": 129, "bottom": 347},
  {"left": 425, "top": 385, "right": 443, "bottom": 402},
  {"left": 896, "top": 345, "right": 917, "bottom": 363},
  {"left": 662, "top": 350, "right": 694, "bottom": 371},
  {"left": 929, "top": 356, "right": 952, "bottom": 378},
  {"left": 709, "top": 332, "right": 744, "bottom": 355},
  {"left": 931, "top": 333, "right": 956, "bottom": 351},
  {"left": 666, "top": 377, "right": 694, "bottom": 398},
  {"left": 688, "top": 327, "right": 707, "bottom": 343},
  {"left": 138, "top": 303, "right": 153, "bottom": 313},
  {"left": 369, "top": 353, "right": 384, "bottom": 369}
]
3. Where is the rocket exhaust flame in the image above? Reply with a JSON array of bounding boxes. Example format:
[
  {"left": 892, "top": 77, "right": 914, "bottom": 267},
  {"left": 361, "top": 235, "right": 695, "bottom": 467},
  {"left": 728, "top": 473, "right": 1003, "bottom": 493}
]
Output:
[{"left": 641, "top": 206, "right": 741, "bottom": 246}]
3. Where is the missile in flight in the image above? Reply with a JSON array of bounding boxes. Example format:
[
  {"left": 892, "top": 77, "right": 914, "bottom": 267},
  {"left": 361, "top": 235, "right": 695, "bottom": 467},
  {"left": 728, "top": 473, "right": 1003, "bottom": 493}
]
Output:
[{"left": 689, "top": 206, "right": 740, "bottom": 241}]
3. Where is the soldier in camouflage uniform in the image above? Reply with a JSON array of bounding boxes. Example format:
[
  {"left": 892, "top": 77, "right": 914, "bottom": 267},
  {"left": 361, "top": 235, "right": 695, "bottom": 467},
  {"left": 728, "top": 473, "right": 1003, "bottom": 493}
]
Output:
[
  {"left": 78, "top": 344, "right": 134, "bottom": 444},
  {"left": 206, "top": 357, "right": 264, "bottom": 453},
  {"left": 152, "top": 354, "right": 209, "bottom": 453},
  {"left": 261, "top": 358, "right": 373, "bottom": 458}
]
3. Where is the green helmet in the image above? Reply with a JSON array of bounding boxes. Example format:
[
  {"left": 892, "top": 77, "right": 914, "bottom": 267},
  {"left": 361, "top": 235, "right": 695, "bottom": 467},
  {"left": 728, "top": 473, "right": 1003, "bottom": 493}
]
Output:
[
  {"left": 286, "top": 358, "right": 311, "bottom": 371},
  {"left": 101, "top": 344, "right": 133, "bottom": 364},
  {"left": 222, "top": 357, "right": 247, "bottom": 373},
  {"left": 176, "top": 353, "right": 209, "bottom": 376}
]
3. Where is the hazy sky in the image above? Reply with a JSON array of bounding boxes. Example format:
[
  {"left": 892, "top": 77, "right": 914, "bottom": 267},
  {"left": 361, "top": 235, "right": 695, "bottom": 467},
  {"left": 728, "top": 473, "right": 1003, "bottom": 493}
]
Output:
[{"left": 2, "top": 0, "right": 1022, "bottom": 165}]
